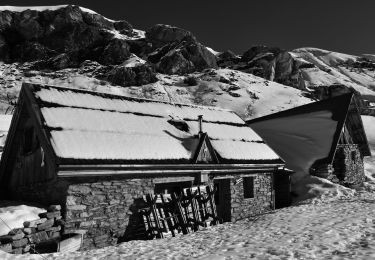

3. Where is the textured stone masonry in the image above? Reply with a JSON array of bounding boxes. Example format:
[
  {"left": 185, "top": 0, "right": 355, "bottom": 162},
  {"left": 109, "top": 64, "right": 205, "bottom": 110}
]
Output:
[
  {"left": 0, "top": 205, "right": 63, "bottom": 254},
  {"left": 229, "top": 173, "right": 273, "bottom": 221},
  {"left": 332, "top": 144, "right": 365, "bottom": 187},
  {"left": 65, "top": 178, "right": 155, "bottom": 250}
]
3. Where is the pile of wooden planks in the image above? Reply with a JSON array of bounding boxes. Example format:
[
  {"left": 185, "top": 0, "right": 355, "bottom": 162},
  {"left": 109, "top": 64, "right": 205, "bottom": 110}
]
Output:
[{"left": 140, "top": 185, "right": 221, "bottom": 239}]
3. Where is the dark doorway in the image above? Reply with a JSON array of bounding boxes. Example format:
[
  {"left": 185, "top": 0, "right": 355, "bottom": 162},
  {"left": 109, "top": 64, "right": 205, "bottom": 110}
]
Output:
[
  {"left": 214, "top": 178, "right": 231, "bottom": 222},
  {"left": 274, "top": 172, "right": 292, "bottom": 209}
]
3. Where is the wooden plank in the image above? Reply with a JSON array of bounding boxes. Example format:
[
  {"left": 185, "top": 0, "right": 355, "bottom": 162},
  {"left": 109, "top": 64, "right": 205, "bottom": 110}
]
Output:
[{"left": 153, "top": 176, "right": 195, "bottom": 184}]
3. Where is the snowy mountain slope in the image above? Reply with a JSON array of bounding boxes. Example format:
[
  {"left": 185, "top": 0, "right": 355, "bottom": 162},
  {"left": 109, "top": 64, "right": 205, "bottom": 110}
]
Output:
[
  {"left": 118, "top": 69, "right": 312, "bottom": 119},
  {"left": 290, "top": 48, "right": 375, "bottom": 98},
  {"left": 0, "top": 62, "right": 312, "bottom": 119}
]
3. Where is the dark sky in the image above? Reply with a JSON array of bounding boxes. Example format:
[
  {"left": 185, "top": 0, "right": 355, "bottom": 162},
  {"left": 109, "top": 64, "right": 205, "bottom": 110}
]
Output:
[{"left": 1, "top": 0, "right": 374, "bottom": 55}]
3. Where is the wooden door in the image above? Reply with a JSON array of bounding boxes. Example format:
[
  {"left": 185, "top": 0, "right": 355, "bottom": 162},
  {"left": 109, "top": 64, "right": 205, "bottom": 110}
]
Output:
[
  {"left": 274, "top": 173, "right": 292, "bottom": 209},
  {"left": 214, "top": 179, "right": 231, "bottom": 222}
]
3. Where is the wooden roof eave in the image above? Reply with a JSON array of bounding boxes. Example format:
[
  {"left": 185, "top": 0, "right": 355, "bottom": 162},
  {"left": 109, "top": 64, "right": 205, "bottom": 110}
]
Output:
[{"left": 57, "top": 163, "right": 285, "bottom": 178}]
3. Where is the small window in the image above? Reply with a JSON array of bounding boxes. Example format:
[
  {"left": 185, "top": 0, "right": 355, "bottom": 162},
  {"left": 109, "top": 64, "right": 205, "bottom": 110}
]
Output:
[{"left": 243, "top": 177, "right": 254, "bottom": 199}]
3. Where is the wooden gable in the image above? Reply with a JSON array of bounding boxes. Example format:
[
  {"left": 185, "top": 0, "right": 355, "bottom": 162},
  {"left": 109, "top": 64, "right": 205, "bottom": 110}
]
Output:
[
  {"left": 0, "top": 85, "right": 58, "bottom": 195},
  {"left": 193, "top": 133, "right": 219, "bottom": 164}
]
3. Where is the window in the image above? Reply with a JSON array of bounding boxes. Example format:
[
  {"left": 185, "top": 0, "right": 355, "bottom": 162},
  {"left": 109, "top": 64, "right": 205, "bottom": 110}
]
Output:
[{"left": 243, "top": 177, "right": 254, "bottom": 199}]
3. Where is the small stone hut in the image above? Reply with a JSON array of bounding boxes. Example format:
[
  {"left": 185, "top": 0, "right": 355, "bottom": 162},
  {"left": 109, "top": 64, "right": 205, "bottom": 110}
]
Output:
[
  {"left": 0, "top": 83, "right": 284, "bottom": 250},
  {"left": 247, "top": 93, "right": 371, "bottom": 188}
]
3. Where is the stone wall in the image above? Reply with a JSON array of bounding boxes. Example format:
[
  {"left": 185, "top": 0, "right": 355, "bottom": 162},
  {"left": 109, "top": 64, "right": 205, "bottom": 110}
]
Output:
[
  {"left": 7, "top": 171, "right": 276, "bottom": 251},
  {"left": 0, "top": 205, "right": 63, "bottom": 254},
  {"left": 229, "top": 173, "right": 273, "bottom": 221},
  {"left": 332, "top": 144, "right": 365, "bottom": 187},
  {"left": 64, "top": 178, "right": 155, "bottom": 250}
]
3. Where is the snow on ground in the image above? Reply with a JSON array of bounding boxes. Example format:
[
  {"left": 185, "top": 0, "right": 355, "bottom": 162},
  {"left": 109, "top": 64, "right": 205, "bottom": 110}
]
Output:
[
  {"left": 291, "top": 48, "right": 375, "bottom": 96},
  {"left": 3, "top": 186, "right": 375, "bottom": 259},
  {"left": 206, "top": 47, "right": 221, "bottom": 56},
  {"left": 120, "top": 69, "right": 312, "bottom": 119},
  {"left": 0, "top": 201, "right": 45, "bottom": 236},
  {"left": 362, "top": 116, "right": 375, "bottom": 183},
  {"left": 122, "top": 54, "right": 147, "bottom": 67}
]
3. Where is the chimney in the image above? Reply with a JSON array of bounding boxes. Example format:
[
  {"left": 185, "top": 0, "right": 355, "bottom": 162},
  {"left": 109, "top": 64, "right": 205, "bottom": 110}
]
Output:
[{"left": 198, "top": 115, "right": 203, "bottom": 136}]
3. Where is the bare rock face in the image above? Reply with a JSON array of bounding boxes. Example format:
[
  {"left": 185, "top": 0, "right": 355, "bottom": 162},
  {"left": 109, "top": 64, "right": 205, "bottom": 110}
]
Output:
[
  {"left": 107, "top": 63, "right": 158, "bottom": 87},
  {"left": 217, "top": 45, "right": 306, "bottom": 90},
  {"left": 217, "top": 50, "right": 240, "bottom": 67},
  {"left": 114, "top": 20, "right": 133, "bottom": 34},
  {"left": 100, "top": 38, "right": 131, "bottom": 65},
  {"left": 147, "top": 33, "right": 217, "bottom": 75},
  {"left": 146, "top": 24, "right": 195, "bottom": 48},
  {"left": 13, "top": 42, "right": 53, "bottom": 62},
  {"left": 158, "top": 50, "right": 195, "bottom": 75},
  {"left": 0, "top": 5, "right": 127, "bottom": 64}
]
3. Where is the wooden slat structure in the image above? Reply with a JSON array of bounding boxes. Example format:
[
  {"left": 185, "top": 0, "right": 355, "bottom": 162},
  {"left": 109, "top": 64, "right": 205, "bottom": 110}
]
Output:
[{"left": 140, "top": 185, "right": 221, "bottom": 239}]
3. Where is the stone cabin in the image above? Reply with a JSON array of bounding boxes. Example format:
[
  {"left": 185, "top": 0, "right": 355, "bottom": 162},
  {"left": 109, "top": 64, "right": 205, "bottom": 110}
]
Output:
[
  {"left": 0, "top": 83, "right": 285, "bottom": 250},
  {"left": 247, "top": 93, "right": 371, "bottom": 188}
]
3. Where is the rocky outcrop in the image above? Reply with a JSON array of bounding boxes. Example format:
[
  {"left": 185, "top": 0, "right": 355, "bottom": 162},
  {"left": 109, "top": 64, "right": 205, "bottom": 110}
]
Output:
[
  {"left": 0, "top": 5, "right": 132, "bottom": 65},
  {"left": 100, "top": 38, "right": 131, "bottom": 65},
  {"left": 106, "top": 63, "right": 157, "bottom": 87},
  {"left": 148, "top": 34, "right": 217, "bottom": 75},
  {"left": 216, "top": 45, "right": 306, "bottom": 90},
  {"left": 146, "top": 24, "right": 195, "bottom": 48},
  {"left": 217, "top": 50, "right": 240, "bottom": 67}
]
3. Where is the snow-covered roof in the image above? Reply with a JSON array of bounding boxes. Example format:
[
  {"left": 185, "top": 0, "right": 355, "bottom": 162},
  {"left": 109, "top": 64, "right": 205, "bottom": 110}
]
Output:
[
  {"left": 0, "top": 115, "right": 12, "bottom": 132},
  {"left": 0, "top": 115, "right": 12, "bottom": 152},
  {"left": 28, "top": 84, "right": 281, "bottom": 164},
  {"left": 248, "top": 93, "right": 371, "bottom": 180}
]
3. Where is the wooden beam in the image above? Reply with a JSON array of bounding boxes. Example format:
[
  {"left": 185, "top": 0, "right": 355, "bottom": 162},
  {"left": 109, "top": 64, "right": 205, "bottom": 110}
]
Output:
[{"left": 58, "top": 167, "right": 279, "bottom": 178}]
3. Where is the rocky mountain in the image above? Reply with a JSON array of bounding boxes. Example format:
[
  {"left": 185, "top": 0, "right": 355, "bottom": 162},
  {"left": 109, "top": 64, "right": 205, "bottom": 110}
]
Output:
[{"left": 0, "top": 5, "right": 374, "bottom": 120}]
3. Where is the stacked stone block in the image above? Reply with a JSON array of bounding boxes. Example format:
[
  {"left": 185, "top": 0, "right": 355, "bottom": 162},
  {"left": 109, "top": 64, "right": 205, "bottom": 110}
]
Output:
[
  {"left": 0, "top": 205, "right": 63, "bottom": 254},
  {"left": 64, "top": 179, "right": 155, "bottom": 250},
  {"left": 332, "top": 144, "right": 365, "bottom": 187},
  {"left": 230, "top": 173, "right": 273, "bottom": 221}
]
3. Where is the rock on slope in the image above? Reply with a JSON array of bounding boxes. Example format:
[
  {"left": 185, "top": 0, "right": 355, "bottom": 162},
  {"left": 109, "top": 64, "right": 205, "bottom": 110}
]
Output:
[
  {"left": 290, "top": 48, "right": 375, "bottom": 97},
  {"left": 218, "top": 45, "right": 375, "bottom": 103}
]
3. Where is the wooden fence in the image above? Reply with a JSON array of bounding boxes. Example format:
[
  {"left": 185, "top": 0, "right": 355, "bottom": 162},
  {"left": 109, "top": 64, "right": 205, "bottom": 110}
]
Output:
[{"left": 139, "top": 185, "right": 221, "bottom": 239}]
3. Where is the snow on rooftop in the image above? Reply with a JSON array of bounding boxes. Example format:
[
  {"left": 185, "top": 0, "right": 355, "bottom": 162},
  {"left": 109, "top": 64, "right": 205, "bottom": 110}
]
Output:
[
  {"left": 212, "top": 140, "right": 280, "bottom": 161},
  {"left": 33, "top": 85, "right": 280, "bottom": 163},
  {"left": 35, "top": 86, "right": 243, "bottom": 124},
  {"left": 0, "top": 115, "right": 12, "bottom": 132}
]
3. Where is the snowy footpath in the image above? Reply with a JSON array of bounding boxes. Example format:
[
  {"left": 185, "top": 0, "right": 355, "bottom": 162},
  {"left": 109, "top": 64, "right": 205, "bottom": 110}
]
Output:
[{"left": 2, "top": 185, "right": 375, "bottom": 260}]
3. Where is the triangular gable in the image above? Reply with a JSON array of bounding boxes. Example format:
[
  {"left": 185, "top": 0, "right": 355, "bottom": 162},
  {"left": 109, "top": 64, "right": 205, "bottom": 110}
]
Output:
[
  {"left": 0, "top": 85, "right": 57, "bottom": 189},
  {"left": 247, "top": 93, "right": 370, "bottom": 175},
  {"left": 193, "top": 133, "right": 219, "bottom": 164}
]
